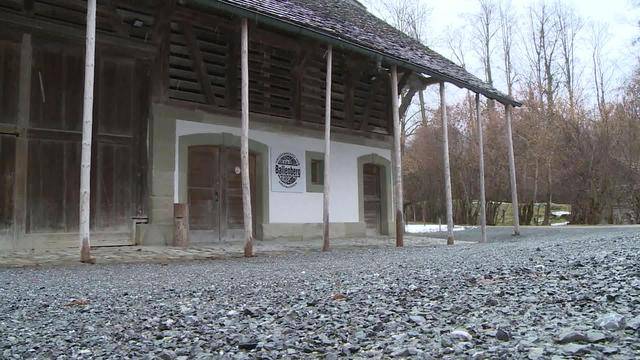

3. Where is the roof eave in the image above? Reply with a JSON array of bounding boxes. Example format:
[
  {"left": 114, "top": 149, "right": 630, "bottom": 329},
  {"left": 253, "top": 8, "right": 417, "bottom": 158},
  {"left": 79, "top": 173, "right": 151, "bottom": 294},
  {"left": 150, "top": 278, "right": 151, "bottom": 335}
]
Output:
[{"left": 189, "top": 0, "right": 523, "bottom": 107}]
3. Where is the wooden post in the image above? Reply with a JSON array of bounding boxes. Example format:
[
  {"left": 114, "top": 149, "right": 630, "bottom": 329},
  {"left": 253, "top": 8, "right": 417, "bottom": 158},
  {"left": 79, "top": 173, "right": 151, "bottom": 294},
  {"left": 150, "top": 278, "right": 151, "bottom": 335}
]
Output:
[
  {"left": 173, "top": 203, "right": 189, "bottom": 247},
  {"left": 440, "top": 82, "right": 454, "bottom": 245},
  {"left": 390, "top": 65, "right": 403, "bottom": 247},
  {"left": 14, "top": 33, "right": 32, "bottom": 248},
  {"left": 322, "top": 45, "right": 332, "bottom": 252},
  {"left": 505, "top": 104, "right": 521, "bottom": 235},
  {"left": 79, "top": 0, "right": 97, "bottom": 263},
  {"left": 476, "top": 94, "right": 487, "bottom": 243},
  {"left": 240, "top": 18, "right": 254, "bottom": 257}
]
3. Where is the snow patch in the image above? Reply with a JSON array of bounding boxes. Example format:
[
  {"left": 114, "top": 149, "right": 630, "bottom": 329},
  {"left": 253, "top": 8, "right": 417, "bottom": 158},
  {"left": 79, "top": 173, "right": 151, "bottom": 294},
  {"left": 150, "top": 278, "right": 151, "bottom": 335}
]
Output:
[{"left": 405, "top": 224, "right": 469, "bottom": 233}]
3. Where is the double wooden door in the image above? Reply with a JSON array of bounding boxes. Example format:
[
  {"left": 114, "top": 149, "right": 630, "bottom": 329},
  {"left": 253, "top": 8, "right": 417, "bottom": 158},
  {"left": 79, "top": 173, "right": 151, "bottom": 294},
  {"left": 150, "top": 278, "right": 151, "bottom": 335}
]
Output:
[
  {"left": 363, "top": 163, "right": 382, "bottom": 234},
  {"left": 188, "top": 145, "right": 256, "bottom": 243}
]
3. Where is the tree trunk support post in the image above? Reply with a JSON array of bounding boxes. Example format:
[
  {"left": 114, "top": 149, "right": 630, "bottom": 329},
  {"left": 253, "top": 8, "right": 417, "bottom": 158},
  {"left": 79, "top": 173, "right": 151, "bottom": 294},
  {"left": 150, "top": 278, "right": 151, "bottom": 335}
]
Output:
[
  {"left": 390, "top": 65, "right": 404, "bottom": 247},
  {"left": 322, "top": 45, "right": 332, "bottom": 252},
  {"left": 505, "top": 104, "right": 521, "bottom": 235},
  {"left": 475, "top": 94, "right": 487, "bottom": 243},
  {"left": 79, "top": 0, "right": 97, "bottom": 264},
  {"left": 241, "top": 18, "right": 254, "bottom": 256},
  {"left": 440, "top": 82, "right": 455, "bottom": 245}
]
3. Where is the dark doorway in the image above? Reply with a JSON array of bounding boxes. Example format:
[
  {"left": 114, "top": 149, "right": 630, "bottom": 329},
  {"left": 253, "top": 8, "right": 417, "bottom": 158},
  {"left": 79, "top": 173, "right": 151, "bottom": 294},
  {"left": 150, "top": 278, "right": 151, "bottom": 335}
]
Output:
[{"left": 363, "top": 163, "right": 382, "bottom": 234}]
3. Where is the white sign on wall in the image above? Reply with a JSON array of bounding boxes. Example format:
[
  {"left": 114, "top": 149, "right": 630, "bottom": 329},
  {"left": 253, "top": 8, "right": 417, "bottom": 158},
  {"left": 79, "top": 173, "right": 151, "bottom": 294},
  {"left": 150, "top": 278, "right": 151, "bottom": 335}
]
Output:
[{"left": 270, "top": 148, "right": 305, "bottom": 193}]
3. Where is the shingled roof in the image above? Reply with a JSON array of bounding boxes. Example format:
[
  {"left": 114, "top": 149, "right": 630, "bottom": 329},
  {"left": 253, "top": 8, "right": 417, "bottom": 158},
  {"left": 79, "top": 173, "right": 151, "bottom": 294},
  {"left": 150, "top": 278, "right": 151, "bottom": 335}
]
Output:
[{"left": 198, "top": 0, "right": 521, "bottom": 107}]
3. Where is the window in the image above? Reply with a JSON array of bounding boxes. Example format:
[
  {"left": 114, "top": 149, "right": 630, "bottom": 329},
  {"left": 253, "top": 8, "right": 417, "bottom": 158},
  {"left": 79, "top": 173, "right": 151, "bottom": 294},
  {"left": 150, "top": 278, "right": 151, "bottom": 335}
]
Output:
[
  {"left": 305, "top": 151, "right": 325, "bottom": 192},
  {"left": 310, "top": 159, "right": 324, "bottom": 186}
]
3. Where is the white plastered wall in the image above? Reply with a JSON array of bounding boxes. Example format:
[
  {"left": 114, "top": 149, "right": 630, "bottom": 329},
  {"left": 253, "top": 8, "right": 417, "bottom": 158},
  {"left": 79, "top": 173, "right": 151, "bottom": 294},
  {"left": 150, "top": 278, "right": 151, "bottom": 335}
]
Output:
[{"left": 174, "top": 119, "right": 392, "bottom": 224}]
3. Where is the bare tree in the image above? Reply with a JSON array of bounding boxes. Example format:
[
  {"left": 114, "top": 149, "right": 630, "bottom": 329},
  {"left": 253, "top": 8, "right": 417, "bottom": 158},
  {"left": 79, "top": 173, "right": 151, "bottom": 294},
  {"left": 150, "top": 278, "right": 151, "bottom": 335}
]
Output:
[
  {"left": 556, "top": 2, "right": 583, "bottom": 117},
  {"left": 499, "top": 0, "right": 517, "bottom": 96},
  {"left": 472, "top": 0, "right": 499, "bottom": 87},
  {"left": 590, "top": 22, "right": 613, "bottom": 122}
]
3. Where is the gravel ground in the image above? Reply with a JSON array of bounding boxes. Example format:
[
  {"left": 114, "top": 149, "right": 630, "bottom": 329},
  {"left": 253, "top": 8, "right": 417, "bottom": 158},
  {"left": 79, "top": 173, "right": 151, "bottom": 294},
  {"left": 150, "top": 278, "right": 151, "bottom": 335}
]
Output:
[{"left": 1, "top": 230, "right": 639, "bottom": 359}]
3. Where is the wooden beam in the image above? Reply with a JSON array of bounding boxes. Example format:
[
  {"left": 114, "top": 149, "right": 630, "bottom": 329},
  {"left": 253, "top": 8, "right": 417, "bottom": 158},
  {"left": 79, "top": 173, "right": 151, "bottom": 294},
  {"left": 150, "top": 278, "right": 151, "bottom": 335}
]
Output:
[
  {"left": 104, "top": 0, "right": 129, "bottom": 37},
  {"left": 505, "top": 104, "right": 521, "bottom": 235},
  {"left": 24, "top": 0, "right": 34, "bottom": 15},
  {"left": 292, "top": 48, "right": 310, "bottom": 122},
  {"left": 476, "top": 93, "right": 487, "bottom": 243},
  {"left": 440, "top": 82, "right": 454, "bottom": 245},
  {"left": 359, "top": 73, "right": 386, "bottom": 131},
  {"left": 397, "top": 71, "right": 412, "bottom": 92},
  {"left": 182, "top": 22, "right": 217, "bottom": 106},
  {"left": 390, "top": 65, "right": 403, "bottom": 247},
  {"left": 79, "top": 0, "right": 97, "bottom": 263},
  {"left": 398, "top": 85, "right": 419, "bottom": 122},
  {"left": 150, "top": 0, "right": 175, "bottom": 102},
  {"left": 0, "top": 12, "right": 155, "bottom": 57},
  {"left": 241, "top": 18, "right": 254, "bottom": 257},
  {"left": 14, "top": 33, "right": 32, "bottom": 248},
  {"left": 226, "top": 33, "right": 240, "bottom": 109},
  {"left": 322, "top": 44, "right": 332, "bottom": 252},
  {"left": 344, "top": 57, "right": 365, "bottom": 129},
  {"left": 420, "top": 76, "right": 441, "bottom": 87}
]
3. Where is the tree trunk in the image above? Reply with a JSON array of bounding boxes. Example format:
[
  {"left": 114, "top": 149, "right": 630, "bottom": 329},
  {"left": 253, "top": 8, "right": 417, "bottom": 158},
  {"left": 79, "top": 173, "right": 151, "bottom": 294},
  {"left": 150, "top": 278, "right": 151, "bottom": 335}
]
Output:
[{"left": 543, "top": 159, "right": 552, "bottom": 225}]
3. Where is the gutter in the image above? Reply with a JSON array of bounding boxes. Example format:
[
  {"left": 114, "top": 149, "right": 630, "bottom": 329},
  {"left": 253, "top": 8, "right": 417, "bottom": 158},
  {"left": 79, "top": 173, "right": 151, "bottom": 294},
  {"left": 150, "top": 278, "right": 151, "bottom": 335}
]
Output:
[{"left": 188, "top": 0, "right": 522, "bottom": 107}]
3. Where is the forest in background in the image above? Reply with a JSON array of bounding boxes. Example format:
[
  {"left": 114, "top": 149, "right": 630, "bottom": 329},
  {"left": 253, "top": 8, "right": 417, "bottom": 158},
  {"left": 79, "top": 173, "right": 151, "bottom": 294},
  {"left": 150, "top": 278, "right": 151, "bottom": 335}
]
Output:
[{"left": 373, "top": 0, "right": 640, "bottom": 225}]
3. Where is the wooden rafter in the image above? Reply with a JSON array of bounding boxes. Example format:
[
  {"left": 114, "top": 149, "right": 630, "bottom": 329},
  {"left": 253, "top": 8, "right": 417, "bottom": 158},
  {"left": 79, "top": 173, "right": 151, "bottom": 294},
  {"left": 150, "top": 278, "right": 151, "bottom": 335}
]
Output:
[{"left": 182, "top": 22, "right": 217, "bottom": 106}]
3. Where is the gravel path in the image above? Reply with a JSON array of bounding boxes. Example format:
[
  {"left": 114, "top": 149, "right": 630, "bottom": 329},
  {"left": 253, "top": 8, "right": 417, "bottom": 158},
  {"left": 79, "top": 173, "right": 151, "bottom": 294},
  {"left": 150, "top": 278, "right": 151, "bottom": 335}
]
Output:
[{"left": 1, "top": 230, "right": 639, "bottom": 359}]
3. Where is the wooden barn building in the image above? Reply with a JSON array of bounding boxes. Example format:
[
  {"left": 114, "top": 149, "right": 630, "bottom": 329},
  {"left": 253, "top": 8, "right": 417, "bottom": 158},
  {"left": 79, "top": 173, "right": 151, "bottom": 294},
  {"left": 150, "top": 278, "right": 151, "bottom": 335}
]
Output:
[{"left": 0, "top": 0, "right": 521, "bottom": 254}]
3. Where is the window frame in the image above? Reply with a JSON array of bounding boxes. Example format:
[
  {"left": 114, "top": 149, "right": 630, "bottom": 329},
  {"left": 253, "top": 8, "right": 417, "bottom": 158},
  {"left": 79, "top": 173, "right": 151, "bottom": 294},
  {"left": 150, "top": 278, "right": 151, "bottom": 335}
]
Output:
[{"left": 305, "top": 151, "right": 325, "bottom": 193}]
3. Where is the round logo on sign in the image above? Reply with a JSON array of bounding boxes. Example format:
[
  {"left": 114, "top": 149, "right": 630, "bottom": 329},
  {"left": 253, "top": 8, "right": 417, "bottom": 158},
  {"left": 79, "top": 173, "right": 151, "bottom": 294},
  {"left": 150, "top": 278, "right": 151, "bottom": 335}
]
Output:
[
  {"left": 274, "top": 152, "right": 301, "bottom": 188},
  {"left": 234, "top": 166, "right": 241, "bottom": 175}
]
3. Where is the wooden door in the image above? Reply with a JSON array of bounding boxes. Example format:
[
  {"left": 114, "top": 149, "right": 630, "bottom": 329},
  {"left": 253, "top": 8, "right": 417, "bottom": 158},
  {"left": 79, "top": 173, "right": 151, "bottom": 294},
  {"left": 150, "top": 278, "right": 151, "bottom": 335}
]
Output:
[
  {"left": 24, "top": 40, "right": 148, "bottom": 246},
  {"left": 363, "top": 163, "right": 382, "bottom": 234},
  {"left": 0, "top": 135, "right": 16, "bottom": 245},
  {"left": 187, "top": 146, "right": 221, "bottom": 243},
  {"left": 0, "top": 40, "right": 19, "bottom": 248},
  {"left": 222, "top": 149, "right": 257, "bottom": 240}
]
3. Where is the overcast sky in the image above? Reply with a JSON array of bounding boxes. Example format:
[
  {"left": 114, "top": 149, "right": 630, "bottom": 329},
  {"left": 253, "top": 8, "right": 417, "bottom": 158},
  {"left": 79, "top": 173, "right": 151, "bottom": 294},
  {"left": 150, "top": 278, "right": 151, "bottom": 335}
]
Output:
[{"left": 359, "top": 0, "right": 640, "bottom": 107}]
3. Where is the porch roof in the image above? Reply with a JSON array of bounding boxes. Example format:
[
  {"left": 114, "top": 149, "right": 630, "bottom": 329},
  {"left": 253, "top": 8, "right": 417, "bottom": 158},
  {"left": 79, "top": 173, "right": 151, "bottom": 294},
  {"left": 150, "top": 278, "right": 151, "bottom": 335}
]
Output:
[{"left": 194, "top": 0, "right": 522, "bottom": 107}]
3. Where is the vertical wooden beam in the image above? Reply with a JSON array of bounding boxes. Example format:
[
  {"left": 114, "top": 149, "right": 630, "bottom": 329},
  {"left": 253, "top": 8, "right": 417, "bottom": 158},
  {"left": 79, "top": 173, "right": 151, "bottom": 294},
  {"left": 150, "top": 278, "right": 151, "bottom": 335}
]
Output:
[
  {"left": 151, "top": 0, "right": 175, "bottom": 102},
  {"left": 390, "top": 65, "right": 403, "bottom": 247},
  {"left": 240, "top": 18, "right": 254, "bottom": 257},
  {"left": 183, "top": 22, "right": 216, "bottom": 106},
  {"left": 80, "top": 0, "right": 97, "bottom": 263},
  {"left": 440, "top": 82, "right": 454, "bottom": 245},
  {"left": 476, "top": 94, "right": 487, "bottom": 243},
  {"left": 505, "top": 104, "right": 521, "bottom": 235},
  {"left": 14, "top": 33, "right": 32, "bottom": 247},
  {"left": 322, "top": 45, "right": 332, "bottom": 252}
]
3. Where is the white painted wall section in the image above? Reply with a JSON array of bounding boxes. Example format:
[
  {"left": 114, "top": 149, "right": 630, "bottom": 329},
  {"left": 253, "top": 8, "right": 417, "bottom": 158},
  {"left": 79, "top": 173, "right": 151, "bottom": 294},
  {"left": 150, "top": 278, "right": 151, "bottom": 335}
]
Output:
[{"left": 174, "top": 119, "right": 391, "bottom": 224}]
